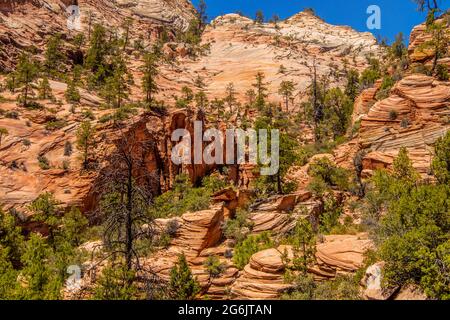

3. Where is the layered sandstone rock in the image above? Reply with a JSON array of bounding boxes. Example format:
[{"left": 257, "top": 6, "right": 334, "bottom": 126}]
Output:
[
  {"left": 358, "top": 75, "right": 450, "bottom": 176},
  {"left": 312, "top": 234, "right": 374, "bottom": 280},
  {"left": 408, "top": 14, "right": 450, "bottom": 66},
  {"left": 0, "top": 0, "right": 196, "bottom": 71},
  {"left": 249, "top": 191, "right": 321, "bottom": 235},
  {"left": 0, "top": 78, "right": 214, "bottom": 215},
  {"left": 352, "top": 80, "right": 381, "bottom": 124},
  {"left": 163, "top": 11, "right": 383, "bottom": 107},
  {"left": 230, "top": 248, "right": 292, "bottom": 299}
]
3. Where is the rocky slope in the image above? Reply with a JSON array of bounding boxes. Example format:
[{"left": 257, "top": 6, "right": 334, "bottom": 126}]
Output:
[
  {"left": 1, "top": 1, "right": 449, "bottom": 301},
  {"left": 358, "top": 75, "right": 450, "bottom": 177},
  {"left": 162, "top": 11, "right": 383, "bottom": 105},
  {"left": 0, "top": 0, "right": 196, "bottom": 71},
  {"left": 0, "top": 78, "right": 220, "bottom": 217},
  {"left": 408, "top": 14, "right": 450, "bottom": 68}
]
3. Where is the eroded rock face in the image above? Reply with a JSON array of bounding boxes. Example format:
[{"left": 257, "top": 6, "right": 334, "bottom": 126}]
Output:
[
  {"left": 0, "top": 0, "right": 196, "bottom": 71},
  {"left": 313, "top": 234, "right": 374, "bottom": 280},
  {"left": 164, "top": 11, "right": 383, "bottom": 106},
  {"left": 0, "top": 78, "right": 214, "bottom": 216},
  {"left": 358, "top": 75, "right": 450, "bottom": 176},
  {"left": 408, "top": 14, "right": 450, "bottom": 67},
  {"left": 114, "top": 0, "right": 195, "bottom": 31},
  {"left": 230, "top": 248, "right": 292, "bottom": 300},
  {"left": 249, "top": 191, "right": 321, "bottom": 235}
]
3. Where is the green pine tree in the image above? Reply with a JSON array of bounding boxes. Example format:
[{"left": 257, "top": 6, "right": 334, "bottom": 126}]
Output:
[
  {"left": 168, "top": 254, "right": 201, "bottom": 300},
  {"left": 28, "top": 193, "right": 61, "bottom": 249},
  {"left": 76, "top": 121, "right": 96, "bottom": 170},
  {"left": 19, "top": 233, "right": 62, "bottom": 300},
  {"left": 38, "top": 77, "right": 53, "bottom": 100},
  {"left": 16, "top": 53, "right": 38, "bottom": 107},
  {"left": 431, "top": 130, "right": 450, "bottom": 184},
  {"left": 141, "top": 53, "right": 159, "bottom": 105}
]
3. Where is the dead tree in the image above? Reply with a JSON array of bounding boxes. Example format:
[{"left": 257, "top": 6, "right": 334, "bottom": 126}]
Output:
[{"left": 96, "top": 124, "right": 158, "bottom": 273}]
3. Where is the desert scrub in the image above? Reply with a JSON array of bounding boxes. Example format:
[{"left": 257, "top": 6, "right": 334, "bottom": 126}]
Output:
[
  {"left": 38, "top": 155, "right": 50, "bottom": 170},
  {"left": 233, "top": 232, "right": 273, "bottom": 269},
  {"left": 149, "top": 174, "right": 229, "bottom": 219},
  {"left": 204, "top": 255, "right": 226, "bottom": 278},
  {"left": 222, "top": 209, "right": 254, "bottom": 243}
]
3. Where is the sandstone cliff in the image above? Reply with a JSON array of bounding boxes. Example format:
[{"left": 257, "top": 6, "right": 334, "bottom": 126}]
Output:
[{"left": 164, "top": 11, "right": 383, "bottom": 105}]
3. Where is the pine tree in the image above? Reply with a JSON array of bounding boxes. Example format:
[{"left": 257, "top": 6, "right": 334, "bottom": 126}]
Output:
[
  {"left": 16, "top": 53, "right": 38, "bottom": 107},
  {"left": 255, "top": 10, "right": 265, "bottom": 24},
  {"left": 182, "top": 86, "right": 194, "bottom": 102},
  {"left": 141, "top": 53, "right": 159, "bottom": 105},
  {"left": 93, "top": 264, "right": 137, "bottom": 300},
  {"left": 168, "top": 254, "right": 200, "bottom": 300},
  {"left": 278, "top": 80, "right": 295, "bottom": 112},
  {"left": 252, "top": 72, "right": 268, "bottom": 110},
  {"left": 76, "top": 121, "right": 96, "bottom": 170},
  {"left": 38, "top": 77, "right": 52, "bottom": 100},
  {"left": 84, "top": 24, "right": 109, "bottom": 84},
  {"left": 28, "top": 193, "right": 61, "bottom": 249},
  {"left": 391, "top": 32, "right": 407, "bottom": 59},
  {"left": 211, "top": 97, "right": 225, "bottom": 121},
  {"left": 289, "top": 219, "right": 316, "bottom": 275},
  {"left": 344, "top": 69, "right": 360, "bottom": 101},
  {"left": 0, "top": 207, "right": 24, "bottom": 266},
  {"left": 224, "top": 82, "right": 237, "bottom": 113},
  {"left": 20, "top": 234, "right": 62, "bottom": 300},
  {"left": 65, "top": 79, "right": 81, "bottom": 103},
  {"left": 323, "top": 88, "right": 353, "bottom": 138},
  {"left": 245, "top": 89, "right": 256, "bottom": 107},
  {"left": 6, "top": 73, "right": 17, "bottom": 93},
  {"left": 431, "top": 130, "right": 450, "bottom": 184},
  {"left": 421, "top": 17, "right": 449, "bottom": 73},
  {"left": 0, "top": 246, "right": 20, "bottom": 299},
  {"left": 44, "top": 33, "right": 65, "bottom": 77},
  {"left": 121, "top": 18, "right": 133, "bottom": 50},
  {"left": 61, "top": 207, "right": 88, "bottom": 247},
  {"left": 412, "top": 0, "right": 440, "bottom": 12},
  {"left": 107, "top": 54, "right": 132, "bottom": 108},
  {"left": 196, "top": 0, "right": 208, "bottom": 31},
  {"left": 195, "top": 91, "right": 208, "bottom": 110},
  {"left": 393, "top": 147, "right": 419, "bottom": 183}
]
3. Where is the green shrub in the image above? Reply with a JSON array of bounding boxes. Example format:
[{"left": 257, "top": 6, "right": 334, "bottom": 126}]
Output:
[
  {"left": 389, "top": 110, "right": 398, "bottom": 121},
  {"left": 233, "top": 232, "right": 273, "bottom": 269},
  {"left": 283, "top": 274, "right": 361, "bottom": 300},
  {"left": 38, "top": 156, "right": 50, "bottom": 170},
  {"left": 5, "top": 111, "right": 19, "bottom": 119},
  {"left": 308, "top": 157, "right": 350, "bottom": 191},
  {"left": 204, "top": 255, "right": 226, "bottom": 277},
  {"left": 22, "top": 139, "right": 31, "bottom": 147},
  {"left": 45, "top": 119, "right": 67, "bottom": 131},
  {"left": 99, "top": 114, "right": 113, "bottom": 123},
  {"left": 436, "top": 64, "right": 449, "bottom": 81},
  {"left": 375, "top": 76, "right": 395, "bottom": 100},
  {"left": 168, "top": 254, "right": 201, "bottom": 300},
  {"left": 222, "top": 209, "right": 254, "bottom": 243},
  {"left": 149, "top": 174, "right": 223, "bottom": 218},
  {"left": 319, "top": 195, "right": 344, "bottom": 234}
]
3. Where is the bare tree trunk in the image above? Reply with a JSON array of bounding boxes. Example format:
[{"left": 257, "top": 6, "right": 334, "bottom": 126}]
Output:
[
  {"left": 126, "top": 163, "right": 133, "bottom": 272},
  {"left": 277, "top": 172, "right": 282, "bottom": 194}
]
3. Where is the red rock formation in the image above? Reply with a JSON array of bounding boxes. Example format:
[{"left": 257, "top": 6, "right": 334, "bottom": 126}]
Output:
[
  {"left": 0, "top": 0, "right": 196, "bottom": 71},
  {"left": 358, "top": 75, "right": 450, "bottom": 176},
  {"left": 230, "top": 248, "right": 292, "bottom": 299},
  {"left": 408, "top": 14, "right": 450, "bottom": 67}
]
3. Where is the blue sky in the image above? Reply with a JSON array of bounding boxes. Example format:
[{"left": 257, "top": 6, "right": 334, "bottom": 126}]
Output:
[{"left": 191, "top": 0, "right": 448, "bottom": 44}]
